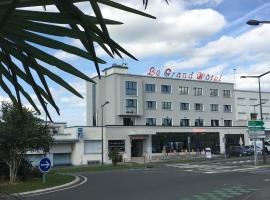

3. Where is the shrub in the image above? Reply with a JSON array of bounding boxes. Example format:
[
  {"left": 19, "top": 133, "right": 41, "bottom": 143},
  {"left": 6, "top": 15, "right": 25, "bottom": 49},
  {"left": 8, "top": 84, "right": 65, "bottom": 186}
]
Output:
[
  {"left": 0, "top": 160, "right": 9, "bottom": 181},
  {"left": 108, "top": 149, "right": 122, "bottom": 166},
  {"left": 17, "top": 158, "right": 33, "bottom": 181},
  {"left": 31, "top": 167, "right": 42, "bottom": 178}
]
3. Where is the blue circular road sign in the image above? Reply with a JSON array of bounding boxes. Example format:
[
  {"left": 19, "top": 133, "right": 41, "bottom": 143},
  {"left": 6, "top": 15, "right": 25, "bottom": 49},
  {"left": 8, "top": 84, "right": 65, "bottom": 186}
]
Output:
[{"left": 39, "top": 157, "right": 51, "bottom": 173}]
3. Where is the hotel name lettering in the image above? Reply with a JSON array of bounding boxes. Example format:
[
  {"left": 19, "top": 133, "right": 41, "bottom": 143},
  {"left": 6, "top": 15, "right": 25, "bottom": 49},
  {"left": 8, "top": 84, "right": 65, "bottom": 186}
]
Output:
[{"left": 147, "top": 67, "right": 222, "bottom": 82}]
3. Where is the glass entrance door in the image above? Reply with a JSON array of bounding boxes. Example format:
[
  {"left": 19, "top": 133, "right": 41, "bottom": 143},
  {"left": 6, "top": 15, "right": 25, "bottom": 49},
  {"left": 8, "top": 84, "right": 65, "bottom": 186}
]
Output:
[{"left": 131, "top": 139, "right": 143, "bottom": 157}]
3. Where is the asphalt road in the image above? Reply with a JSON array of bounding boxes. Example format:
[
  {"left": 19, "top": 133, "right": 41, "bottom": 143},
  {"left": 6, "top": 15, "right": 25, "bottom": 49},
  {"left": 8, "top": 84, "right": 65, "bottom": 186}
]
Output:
[{"left": 18, "top": 156, "right": 270, "bottom": 200}]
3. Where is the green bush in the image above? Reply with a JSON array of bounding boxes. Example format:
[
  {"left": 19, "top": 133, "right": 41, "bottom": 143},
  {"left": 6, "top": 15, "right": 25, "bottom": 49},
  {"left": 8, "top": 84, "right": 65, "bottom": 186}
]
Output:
[
  {"left": 0, "top": 160, "right": 9, "bottom": 181},
  {"left": 108, "top": 149, "right": 122, "bottom": 166},
  {"left": 31, "top": 167, "right": 42, "bottom": 178},
  {"left": 18, "top": 158, "right": 33, "bottom": 181}
]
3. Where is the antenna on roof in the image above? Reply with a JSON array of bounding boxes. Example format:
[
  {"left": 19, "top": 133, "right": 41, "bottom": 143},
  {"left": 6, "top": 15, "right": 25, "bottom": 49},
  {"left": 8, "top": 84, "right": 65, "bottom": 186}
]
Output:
[{"left": 233, "top": 68, "right": 237, "bottom": 90}]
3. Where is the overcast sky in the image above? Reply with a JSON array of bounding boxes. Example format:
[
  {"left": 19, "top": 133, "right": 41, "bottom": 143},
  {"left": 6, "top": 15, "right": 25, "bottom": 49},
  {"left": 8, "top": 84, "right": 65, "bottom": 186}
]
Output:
[{"left": 1, "top": 0, "right": 270, "bottom": 126}]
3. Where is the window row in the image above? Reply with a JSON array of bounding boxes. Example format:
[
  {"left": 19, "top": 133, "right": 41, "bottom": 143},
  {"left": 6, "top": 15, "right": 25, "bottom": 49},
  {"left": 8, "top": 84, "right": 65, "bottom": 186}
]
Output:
[
  {"left": 125, "top": 81, "right": 232, "bottom": 97},
  {"left": 144, "top": 101, "right": 232, "bottom": 112},
  {"left": 123, "top": 117, "right": 233, "bottom": 127}
]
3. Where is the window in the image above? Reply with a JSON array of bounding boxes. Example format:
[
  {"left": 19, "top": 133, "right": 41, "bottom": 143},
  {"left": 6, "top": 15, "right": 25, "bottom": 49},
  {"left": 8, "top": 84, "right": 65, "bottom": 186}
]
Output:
[
  {"left": 145, "top": 101, "right": 156, "bottom": 110},
  {"left": 162, "top": 102, "right": 172, "bottom": 110},
  {"left": 224, "top": 120, "right": 232, "bottom": 127},
  {"left": 179, "top": 86, "right": 189, "bottom": 95},
  {"left": 223, "top": 90, "right": 231, "bottom": 97},
  {"left": 224, "top": 105, "right": 232, "bottom": 112},
  {"left": 162, "top": 118, "right": 172, "bottom": 126},
  {"left": 108, "top": 140, "right": 125, "bottom": 152},
  {"left": 161, "top": 85, "right": 171, "bottom": 93},
  {"left": 180, "top": 103, "right": 189, "bottom": 111},
  {"left": 84, "top": 140, "right": 102, "bottom": 154},
  {"left": 126, "top": 99, "right": 137, "bottom": 113},
  {"left": 210, "top": 104, "right": 219, "bottom": 112},
  {"left": 195, "top": 119, "right": 204, "bottom": 127},
  {"left": 180, "top": 119, "right": 190, "bottom": 127},
  {"left": 146, "top": 118, "right": 156, "bottom": 126},
  {"left": 237, "top": 97, "right": 245, "bottom": 100},
  {"left": 194, "top": 87, "right": 203, "bottom": 96},
  {"left": 144, "top": 84, "right": 155, "bottom": 92},
  {"left": 210, "top": 89, "right": 218, "bottom": 97},
  {"left": 123, "top": 118, "right": 135, "bottom": 126},
  {"left": 125, "top": 81, "right": 137, "bottom": 95},
  {"left": 211, "top": 120, "right": 219, "bottom": 127},
  {"left": 52, "top": 127, "right": 59, "bottom": 134},
  {"left": 250, "top": 98, "right": 257, "bottom": 101},
  {"left": 194, "top": 103, "right": 203, "bottom": 111}
]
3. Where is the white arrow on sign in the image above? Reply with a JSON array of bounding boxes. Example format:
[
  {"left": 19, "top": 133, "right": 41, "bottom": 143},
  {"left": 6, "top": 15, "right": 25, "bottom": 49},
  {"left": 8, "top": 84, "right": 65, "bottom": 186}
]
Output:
[{"left": 41, "top": 161, "right": 50, "bottom": 168}]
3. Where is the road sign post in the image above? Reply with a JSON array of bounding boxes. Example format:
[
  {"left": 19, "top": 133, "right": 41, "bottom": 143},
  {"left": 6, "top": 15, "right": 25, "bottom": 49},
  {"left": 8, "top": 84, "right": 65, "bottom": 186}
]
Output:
[
  {"left": 187, "top": 136, "right": 191, "bottom": 157},
  {"left": 248, "top": 120, "right": 265, "bottom": 166},
  {"left": 39, "top": 157, "right": 51, "bottom": 184}
]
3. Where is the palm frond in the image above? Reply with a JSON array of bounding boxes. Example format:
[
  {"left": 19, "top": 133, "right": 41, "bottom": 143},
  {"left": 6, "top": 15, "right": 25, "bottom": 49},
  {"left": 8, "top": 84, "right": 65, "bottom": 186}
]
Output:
[{"left": 0, "top": 0, "right": 156, "bottom": 120}]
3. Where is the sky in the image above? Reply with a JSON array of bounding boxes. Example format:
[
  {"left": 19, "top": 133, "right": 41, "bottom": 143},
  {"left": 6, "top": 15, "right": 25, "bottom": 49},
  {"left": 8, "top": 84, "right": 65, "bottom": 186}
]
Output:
[{"left": 1, "top": 0, "right": 270, "bottom": 126}]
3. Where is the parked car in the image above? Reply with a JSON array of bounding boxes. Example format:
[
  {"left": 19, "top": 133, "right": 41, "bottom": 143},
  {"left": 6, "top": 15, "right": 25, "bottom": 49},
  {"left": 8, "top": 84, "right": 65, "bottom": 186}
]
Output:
[
  {"left": 248, "top": 145, "right": 263, "bottom": 155},
  {"left": 226, "top": 146, "right": 250, "bottom": 157}
]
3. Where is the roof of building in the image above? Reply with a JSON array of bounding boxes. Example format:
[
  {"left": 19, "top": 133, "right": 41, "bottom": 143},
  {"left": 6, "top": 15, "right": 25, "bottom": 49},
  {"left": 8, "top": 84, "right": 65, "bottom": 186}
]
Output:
[
  {"left": 235, "top": 90, "right": 270, "bottom": 94},
  {"left": 91, "top": 72, "right": 234, "bottom": 85}
]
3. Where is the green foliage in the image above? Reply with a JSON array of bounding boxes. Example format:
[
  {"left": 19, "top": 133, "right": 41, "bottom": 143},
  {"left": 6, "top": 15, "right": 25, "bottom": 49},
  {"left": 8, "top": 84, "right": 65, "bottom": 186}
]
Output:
[
  {"left": 17, "top": 157, "right": 33, "bottom": 181},
  {"left": 0, "top": 101, "right": 53, "bottom": 155},
  {"left": 108, "top": 149, "right": 122, "bottom": 166},
  {"left": 0, "top": 101, "right": 53, "bottom": 183},
  {"left": 0, "top": 0, "right": 159, "bottom": 120},
  {"left": 0, "top": 160, "right": 9, "bottom": 181}
]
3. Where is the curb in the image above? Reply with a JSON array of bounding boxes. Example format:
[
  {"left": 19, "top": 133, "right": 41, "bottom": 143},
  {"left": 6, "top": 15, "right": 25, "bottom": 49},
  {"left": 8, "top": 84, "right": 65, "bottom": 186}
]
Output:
[{"left": 14, "top": 174, "right": 80, "bottom": 196}]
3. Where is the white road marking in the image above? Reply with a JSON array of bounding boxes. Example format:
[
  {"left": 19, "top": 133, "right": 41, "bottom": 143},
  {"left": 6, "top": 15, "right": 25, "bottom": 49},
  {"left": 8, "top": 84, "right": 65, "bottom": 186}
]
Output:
[{"left": 23, "top": 175, "right": 88, "bottom": 197}]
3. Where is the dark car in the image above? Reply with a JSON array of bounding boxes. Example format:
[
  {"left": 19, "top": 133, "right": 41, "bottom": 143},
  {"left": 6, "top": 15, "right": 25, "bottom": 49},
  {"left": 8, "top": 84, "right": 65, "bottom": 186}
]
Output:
[{"left": 226, "top": 146, "right": 250, "bottom": 157}]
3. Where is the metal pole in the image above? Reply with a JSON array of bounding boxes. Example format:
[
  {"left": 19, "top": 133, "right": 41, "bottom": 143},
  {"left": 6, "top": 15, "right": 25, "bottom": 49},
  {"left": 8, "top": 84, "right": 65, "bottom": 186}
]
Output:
[
  {"left": 43, "top": 102, "right": 47, "bottom": 184},
  {"left": 188, "top": 136, "right": 190, "bottom": 157},
  {"left": 254, "top": 139, "right": 258, "bottom": 166},
  {"left": 101, "top": 106, "right": 104, "bottom": 165},
  {"left": 258, "top": 78, "right": 266, "bottom": 164},
  {"left": 43, "top": 173, "right": 46, "bottom": 184}
]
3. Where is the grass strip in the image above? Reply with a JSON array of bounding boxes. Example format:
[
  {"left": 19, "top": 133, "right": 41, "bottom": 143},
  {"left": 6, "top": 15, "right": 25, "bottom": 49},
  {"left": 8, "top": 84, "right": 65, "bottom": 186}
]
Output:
[{"left": 0, "top": 173, "right": 74, "bottom": 195}]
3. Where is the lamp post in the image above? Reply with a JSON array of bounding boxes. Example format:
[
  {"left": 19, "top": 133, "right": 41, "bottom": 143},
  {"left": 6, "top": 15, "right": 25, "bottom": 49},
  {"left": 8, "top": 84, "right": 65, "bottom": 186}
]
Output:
[
  {"left": 241, "top": 71, "right": 270, "bottom": 164},
  {"left": 247, "top": 19, "right": 270, "bottom": 26},
  {"left": 251, "top": 102, "right": 266, "bottom": 114},
  {"left": 101, "top": 101, "right": 110, "bottom": 165}
]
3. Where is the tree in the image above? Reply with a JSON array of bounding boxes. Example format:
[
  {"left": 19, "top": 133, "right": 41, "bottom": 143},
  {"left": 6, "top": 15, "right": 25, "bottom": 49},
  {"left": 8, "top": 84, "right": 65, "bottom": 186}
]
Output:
[
  {"left": 0, "top": 101, "right": 53, "bottom": 183},
  {"left": 0, "top": 0, "right": 169, "bottom": 120}
]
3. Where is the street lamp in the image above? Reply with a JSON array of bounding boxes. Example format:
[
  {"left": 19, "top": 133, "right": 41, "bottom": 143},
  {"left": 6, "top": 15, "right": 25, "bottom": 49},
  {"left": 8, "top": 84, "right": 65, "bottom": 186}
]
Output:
[
  {"left": 250, "top": 102, "right": 266, "bottom": 114},
  {"left": 241, "top": 71, "right": 270, "bottom": 164},
  {"left": 247, "top": 19, "right": 270, "bottom": 26},
  {"left": 101, "top": 101, "right": 110, "bottom": 165}
]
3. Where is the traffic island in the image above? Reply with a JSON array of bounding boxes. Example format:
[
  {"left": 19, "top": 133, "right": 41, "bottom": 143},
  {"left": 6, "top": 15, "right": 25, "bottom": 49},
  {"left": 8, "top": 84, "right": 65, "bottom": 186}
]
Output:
[{"left": 0, "top": 173, "right": 75, "bottom": 196}]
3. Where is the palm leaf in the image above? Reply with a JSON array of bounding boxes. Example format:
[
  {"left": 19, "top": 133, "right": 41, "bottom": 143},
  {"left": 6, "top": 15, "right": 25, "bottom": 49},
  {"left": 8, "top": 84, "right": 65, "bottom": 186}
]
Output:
[{"left": 0, "top": 0, "right": 158, "bottom": 121}]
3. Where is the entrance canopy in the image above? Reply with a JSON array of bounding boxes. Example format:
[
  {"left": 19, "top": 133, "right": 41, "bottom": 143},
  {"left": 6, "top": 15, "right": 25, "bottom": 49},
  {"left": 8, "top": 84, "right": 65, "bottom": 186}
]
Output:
[{"left": 128, "top": 131, "right": 155, "bottom": 136}]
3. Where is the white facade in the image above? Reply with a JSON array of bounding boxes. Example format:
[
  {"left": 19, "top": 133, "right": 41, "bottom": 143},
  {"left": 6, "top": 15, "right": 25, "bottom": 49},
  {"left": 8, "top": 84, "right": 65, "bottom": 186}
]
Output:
[{"left": 28, "top": 65, "right": 270, "bottom": 166}]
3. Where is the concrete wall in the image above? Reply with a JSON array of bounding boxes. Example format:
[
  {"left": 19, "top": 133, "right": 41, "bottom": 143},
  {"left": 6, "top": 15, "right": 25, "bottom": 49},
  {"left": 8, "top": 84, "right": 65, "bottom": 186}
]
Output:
[{"left": 235, "top": 90, "right": 270, "bottom": 129}]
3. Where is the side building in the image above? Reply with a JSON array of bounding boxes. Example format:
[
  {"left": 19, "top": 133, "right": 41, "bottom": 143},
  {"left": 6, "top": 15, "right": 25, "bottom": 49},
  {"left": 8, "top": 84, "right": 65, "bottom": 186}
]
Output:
[{"left": 235, "top": 90, "right": 270, "bottom": 138}]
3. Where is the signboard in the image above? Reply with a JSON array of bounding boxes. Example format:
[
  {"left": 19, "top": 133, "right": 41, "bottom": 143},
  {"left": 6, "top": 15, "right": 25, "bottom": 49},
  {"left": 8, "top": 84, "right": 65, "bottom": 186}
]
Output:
[
  {"left": 147, "top": 67, "right": 222, "bottom": 82},
  {"left": 248, "top": 127, "right": 265, "bottom": 131},
  {"left": 108, "top": 140, "right": 125, "bottom": 152},
  {"left": 39, "top": 157, "right": 51, "bottom": 173},
  {"left": 205, "top": 147, "right": 211, "bottom": 159},
  {"left": 248, "top": 120, "right": 265, "bottom": 139},
  {"left": 248, "top": 120, "right": 264, "bottom": 127}
]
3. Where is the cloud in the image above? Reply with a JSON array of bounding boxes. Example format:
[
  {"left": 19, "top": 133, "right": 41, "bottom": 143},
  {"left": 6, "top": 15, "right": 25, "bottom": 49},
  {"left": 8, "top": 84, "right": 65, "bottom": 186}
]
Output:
[
  {"left": 99, "top": 1, "right": 226, "bottom": 58},
  {"left": 165, "top": 24, "right": 270, "bottom": 71}
]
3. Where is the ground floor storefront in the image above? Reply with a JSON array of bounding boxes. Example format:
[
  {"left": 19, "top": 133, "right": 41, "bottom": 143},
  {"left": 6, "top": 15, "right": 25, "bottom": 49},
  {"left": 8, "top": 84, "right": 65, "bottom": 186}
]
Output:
[{"left": 27, "top": 126, "right": 250, "bottom": 166}]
